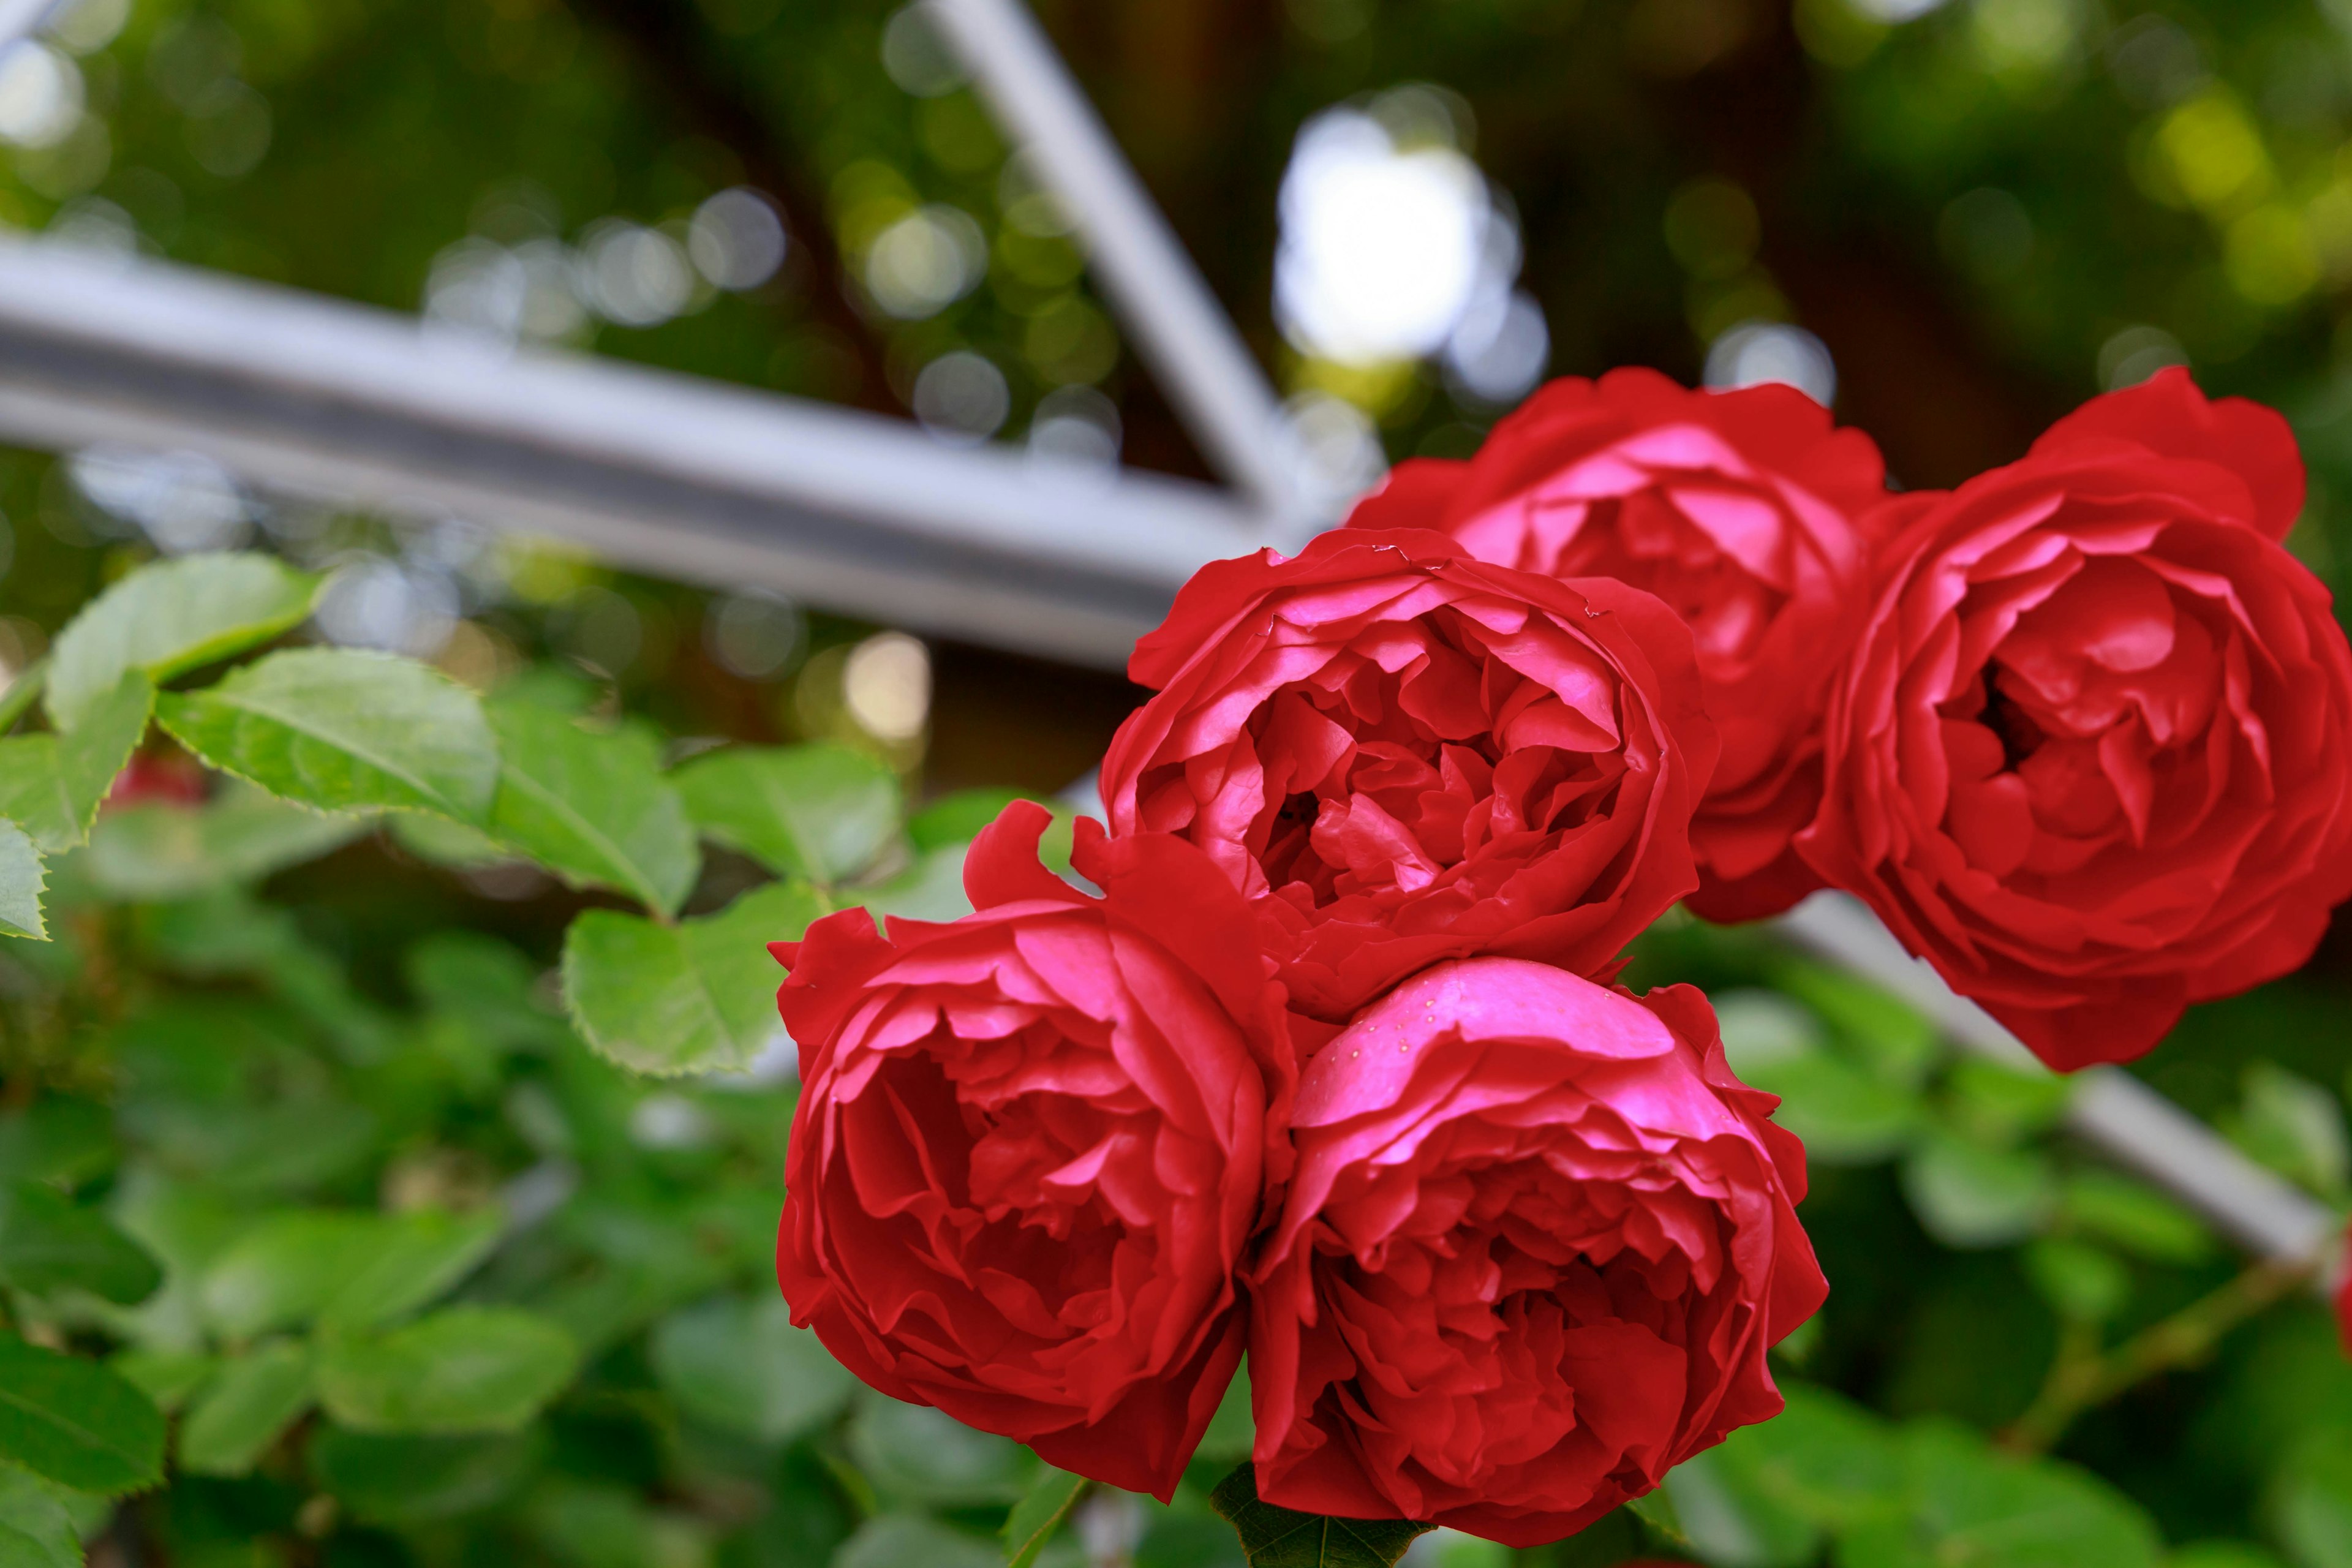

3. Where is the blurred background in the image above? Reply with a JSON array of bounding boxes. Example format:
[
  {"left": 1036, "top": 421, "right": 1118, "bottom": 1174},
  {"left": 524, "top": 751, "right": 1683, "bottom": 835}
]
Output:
[{"left": 6, "top": 1, "right": 2352, "bottom": 1566}]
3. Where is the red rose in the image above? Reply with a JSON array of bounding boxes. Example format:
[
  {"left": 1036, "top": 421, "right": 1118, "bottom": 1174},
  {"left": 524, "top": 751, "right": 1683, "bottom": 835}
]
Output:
[
  {"left": 1350, "top": 369, "right": 1890, "bottom": 921},
  {"left": 1099, "top": 528, "right": 1719, "bottom": 1023},
  {"left": 773, "top": 802, "right": 1294, "bottom": 1499},
  {"left": 1248, "top": 958, "right": 1824, "bottom": 1546},
  {"left": 1796, "top": 369, "right": 2352, "bottom": 1069}
]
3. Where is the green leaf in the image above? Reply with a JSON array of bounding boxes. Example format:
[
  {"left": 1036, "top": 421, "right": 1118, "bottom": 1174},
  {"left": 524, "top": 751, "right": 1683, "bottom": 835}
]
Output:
[
  {"left": 1839, "top": 1420, "right": 2160, "bottom": 1568},
  {"left": 175, "top": 1341, "right": 312, "bottom": 1476},
  {"left": 1197, "top": 1361, "right": 1256, "bottom": 1466},
  {"left": 674, "top": 743, "right": 900, "bottom": 884},
  {"left": 846, "top": 843, "right": 973, "bottom": 923},
  {"left": 0, "top": 1333, "right": 166, "bottom": 1494},
  {"left": 649, "top": 1294, "right": 854, "bottom": 1444},
  {"left": 84, "top": 783, "right": 372, "bottom": 900},
  {"left": 907, "top": 786, "right": 1026, "bottom": 853},
  {"left": 318, "top": 1207, "right": 503, "bottom": 1330},
  {"left": 1208, "top": 1462, "right": 1433, "bottom": 1567},
  {"left": 1900, "top": 1132, "right": 2057, "bottom": 1249},
  {"left": 109, "top": 1351, "right": 214, "bottom": 1414},
  {"left": 315, "top": 1306, "right": 579, "bottom": 1434},
  {"left": 560, "top": 879, "right": 826, "bottom": 1076},
  {"left": 386, "top": 809, "right": 507, "bottom": 868},
  {"left": 1665, "top": 1446, "right": 1822, "bottom": 1568},
  {"left": 2024, "top": 1238, "right": 2132, "bottom": 1324},
  {"left": 198, "top": 1211, "right": 383, "bottom": 1339},
  {"left": 0, "top": 1182, "right": 162, "bottom": 1305},
  {"left": 1003, "top": 1464, "right": 1088, "bottom": 1568},
  {"left": 0, "top": 673, "right": 155, "bottom": 853},
  {"left": 0, "top": 822, "right": 44, "bottom": 942},
  {"left": 308, "top": 1426, "right": 546, "bottom": 1525},
  {"left": 0, "top": 1467, "right": 80, "bottom": 1568},
  {"left": 1725, "top": 1385, "right": 1905, "bottom": 1534},
  {"left": 156, "top": 648, "right": 499, "bottom": 824},
  {"left": 45, "top": 553, "right": 317, "bottom": 731},
  {"left": 834, "top": 1515, "right": 1003, "bottom": 1568},
  {"left": 2059, "top": 1172, "right": 2213, "bottom": 1266},
  {"left": 2270, "top": 1426, "right": 2352, "bottom": 1568},
  {"left": 484, "top": 703, "right": 698, "bottom": 915},
  {"left": 2230, "top": 1064, "right": 2350, "bottom": 1199},
  {"left": 1736, "top": 1051, "right": 1920, "bottom": 1166},
  {"left": 846, "top": 1393, "right": 1035, "bottom": 1507}
]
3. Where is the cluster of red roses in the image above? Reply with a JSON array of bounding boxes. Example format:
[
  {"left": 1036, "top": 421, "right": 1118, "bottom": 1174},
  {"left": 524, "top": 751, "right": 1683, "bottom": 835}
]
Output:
[{"left": 772, "top": 367, "right": 2352, "bottom": 1547}]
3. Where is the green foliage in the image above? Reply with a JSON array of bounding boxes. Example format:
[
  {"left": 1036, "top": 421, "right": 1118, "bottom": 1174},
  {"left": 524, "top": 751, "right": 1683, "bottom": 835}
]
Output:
[
  {"left": 485, "top": 703, "right": 699, "bottom": 916},
  {"left": 0, "top": 1335, "right": 165, "bottom": 1495},
  {"left": 1004, "top": 1464, "right": 1091, "bottom": 1568},
  {"left": 157, "top": 649, "right": 499, "bottom": 824},
  {"left": 43, "top": 556, "right": 317, "bottom": 733},
  {"left": 0, "top": 1182, "right": 161, "bottom": 1305},
  {"left": 0, "top": 821, "right": 44, "bottom": 941},
  {"left": 174, "top": 1341, "right": 312, "bottom": 1476},
  {"left": 0, "top": 673, "right": 155, "bottom": 853},
  {"left": 648, "top": 1294, "right": 855, "bottom": 1444},
  {"left": 560, "top": 879, "right": 826, "bottom": 1074},
  {"left": 314, "top": 1306, "right": 580, "bottom": 1434},
  {"left": 1209, "top": 1463, "right": 1434, "bottom": 1566},
  {"left": 0, "top": 1467, "right": 85, "bottom": 1568},
  {"left": 81, "top": 784, "right": 373, "bottom": 901},
  {"left": 675, "top": 742, "right": 901, "bottom": 885}
]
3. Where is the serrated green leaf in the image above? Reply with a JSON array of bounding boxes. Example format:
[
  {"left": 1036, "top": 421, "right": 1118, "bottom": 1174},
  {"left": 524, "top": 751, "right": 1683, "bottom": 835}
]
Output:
[
  {"left": 0, "top": 1333, "right": 166, "bottom": 1494},
  {"left": 1002, "top": 1464, "right": 1088, "bottom": 1568},
  {"left": 0, "top": 673, "right": 154, "bottom": 853},
  {"left": 0, "top": 1182, "right": 162, "bottom": 1305},
  {"left": 84, "top": 783, "right": 372, "bottom": 901},
  {"left": 307, "top": 1426, "right": 546, "bottom": 1526},
  {"left": 0, "top": 823, "right": 43, "bottom": 942},
  {"left": 315, "top": 1306, "right": 579, "bottom": 1435},
  {"left": 175, "top": 1341, "right": 312, "bottom": 1477},
  {"left": 486, "top": 704, "right": 698, "bottom": 916},
  {"left": 45, "top": 554, "right": 317, "bottom": 731},
  {"left": 0, "top": 1467, "right": 80, "bottom": 1568},
  {"left": 560, "top": 880, "right": 826, "bottom": 1076},
  {"left": 674, "top": 744, "right": 899, "bottom": 884},
  {"left": 1208, "top": 1463, "right": 1432, "bottom": 1567},
  {"left": 156, "top": 649, "right": 497, "bottom": 824},
  {"left": 649, "top": 1295, "right": 854, "bottom": 1444},
  {"left": 318, "top": 1207, "right": 502, "bottom": 1330}
]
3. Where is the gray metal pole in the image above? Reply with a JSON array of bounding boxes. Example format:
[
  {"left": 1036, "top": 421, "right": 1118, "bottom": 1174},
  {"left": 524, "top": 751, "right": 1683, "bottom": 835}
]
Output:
[
  {"left": 0, "top": 236, "right": 1262, "bottom": 668},
  {"left": 926, "top": 0, "right": 1319, "bottom": 532},
  {"left": 1777, "top": 891, "right": 2338, "bottom": 1281}
]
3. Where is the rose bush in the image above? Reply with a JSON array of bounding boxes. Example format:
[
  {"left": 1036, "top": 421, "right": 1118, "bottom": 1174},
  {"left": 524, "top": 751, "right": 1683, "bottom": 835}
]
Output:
[
  {"left": 1349, "top": 369, "right": 1890, "bottom": 921},
  {"left": 1098, "top": 527, "right": 1719, "bottom": 1022},
  {"left": 772, "top": 802, "right": 1294, "bottom": 1499},
  {"left": 1248, "top": 957, "right": 1825, "bottom": 1546},
  {"left": 1796, "top": 369, "right": 2352, "bottom": 1069}
]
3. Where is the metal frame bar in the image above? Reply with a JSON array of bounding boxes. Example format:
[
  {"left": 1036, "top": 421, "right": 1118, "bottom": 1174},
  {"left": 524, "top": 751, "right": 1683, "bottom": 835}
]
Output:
[
  {"left": 926, "top": 0, "right": 1312, "bottom": 527},
  {"left": 0, "top": 235, "right": 1262, "bottom": 668},
  {"left": 1779, "top": 893, "right": 2338, "bottom": 1281}
]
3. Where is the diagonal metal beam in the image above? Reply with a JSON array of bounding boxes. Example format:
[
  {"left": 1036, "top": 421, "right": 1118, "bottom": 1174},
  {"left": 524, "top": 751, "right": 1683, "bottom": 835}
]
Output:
[
  {"left": 0, "top": 235, "right": 1264, "bottom": 668},
  {"left": 927, "top": 0, "right": 1316, "bottom": 527},
  {"left": 1777, "top": 892, "right": 2339, "bottom": 1284}
]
